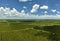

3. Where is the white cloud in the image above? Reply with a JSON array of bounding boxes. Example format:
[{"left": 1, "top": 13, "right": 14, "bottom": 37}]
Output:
[
  {"left": 39, "top": 15, "right": 60, "bottom": 19},
  {"left": 57, "top": 11, "right": 60, "bottom": 14},
  {"left": 19, "top": 0, "right": 28, "bottom": 2},
  {"left": 19, "top": 0, "right": 32, "bottom": 2},
  {"left": 23, "top": 6, "right": 27, "bottom": 9},
  {"left": 43, "top": 11, "right": 48, "bottom": 15},
  {"left": 44, "top": 11, "right": 48, "bottom": 14},
  {"left": 51, "top": 9, "right": 56, "bottom": 12},
  {"left": 40, "top": 5, "right": 48, "bottom": 10},
  {"left": 21, "top": 10, "right": 25, "bottom": 13},
  {"left": 0, "top": 7, "right": 60, "bottom": 19},
  {"left": 31, "top": 4, "right": 40, "bottom": 13}
]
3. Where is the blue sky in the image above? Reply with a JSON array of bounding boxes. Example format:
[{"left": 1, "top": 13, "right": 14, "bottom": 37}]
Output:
[{"left": 0, "top": 0, "right": 60, "bottom": 19}]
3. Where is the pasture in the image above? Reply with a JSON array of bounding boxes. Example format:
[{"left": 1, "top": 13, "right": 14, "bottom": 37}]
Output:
[{"left": 0, "top": 20, "right": 60, "bottom": 41}]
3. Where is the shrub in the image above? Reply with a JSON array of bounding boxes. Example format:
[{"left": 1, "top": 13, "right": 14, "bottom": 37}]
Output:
[{"left": 33, "top": 26, "right": 40, "bottom": 29}]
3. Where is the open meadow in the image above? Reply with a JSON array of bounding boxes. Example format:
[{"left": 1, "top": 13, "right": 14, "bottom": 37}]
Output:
[{"left": 0, "top": 20, "right": 60, "bottom": 41}]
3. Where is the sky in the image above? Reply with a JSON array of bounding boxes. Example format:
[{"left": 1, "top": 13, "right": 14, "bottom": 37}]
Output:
[{"left": 0, "top": 0, "right": 60, "bottom": 19}]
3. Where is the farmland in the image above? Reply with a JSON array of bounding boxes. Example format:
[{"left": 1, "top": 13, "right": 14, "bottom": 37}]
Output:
[{"left": 0, "top": 20, "right": 60, "bottom": 41}]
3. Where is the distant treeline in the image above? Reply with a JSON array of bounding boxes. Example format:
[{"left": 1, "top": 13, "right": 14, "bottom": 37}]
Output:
[{"left": 0, "top": 19, "right": 60, "bottom": 22}]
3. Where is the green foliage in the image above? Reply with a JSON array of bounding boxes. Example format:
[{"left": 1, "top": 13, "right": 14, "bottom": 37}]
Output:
[{"left": 33, "top": 26, "right": 41, "bottom": 29}]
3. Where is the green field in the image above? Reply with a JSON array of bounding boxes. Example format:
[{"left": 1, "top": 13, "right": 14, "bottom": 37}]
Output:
[{"left": 0, "top": 20, "right": 60, "bottom": 41}]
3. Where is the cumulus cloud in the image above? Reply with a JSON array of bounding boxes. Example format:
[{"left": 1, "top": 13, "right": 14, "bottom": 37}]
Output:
[
  {"left": 23, "top": 6, "right": 27, "bottom": 9},
  {"left": 0, "top": 7, "right": 60, "bottom": 19},
  {"left": 21, "top": 10, "right": 25, "bottom": 13},
  {"left": 19, "top": 0, "right": 32, "bottom": 2},
  {"left": 0, "top": 7, "right": 39, "bottom": 19},
  {"left": 44, "top": 11, "right": 48, "bottom": 13},
  {"left": 44, "top": 11, "right": 48, "bottom": 15},
  {"left": 40, "top": 5, "right": 48, "bottom": 10},
  {"left": 57, "top": 11, "right": 60, "bottom": 14},
  {"left": 31, "top": 4, "right": 40, "bottom": 13},
  {"left": 51, "top": 9, "right": 56, "bottom": 12}
]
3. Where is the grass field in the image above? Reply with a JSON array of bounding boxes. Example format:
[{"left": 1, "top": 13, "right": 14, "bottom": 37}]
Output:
[{"left": 0, "top": 20, "right": 60, "bottom": 41}]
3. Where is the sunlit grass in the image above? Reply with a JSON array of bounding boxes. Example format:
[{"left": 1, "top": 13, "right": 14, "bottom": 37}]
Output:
[{"left": 0, "top": 20, "right": 59, "bottom": 41}]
